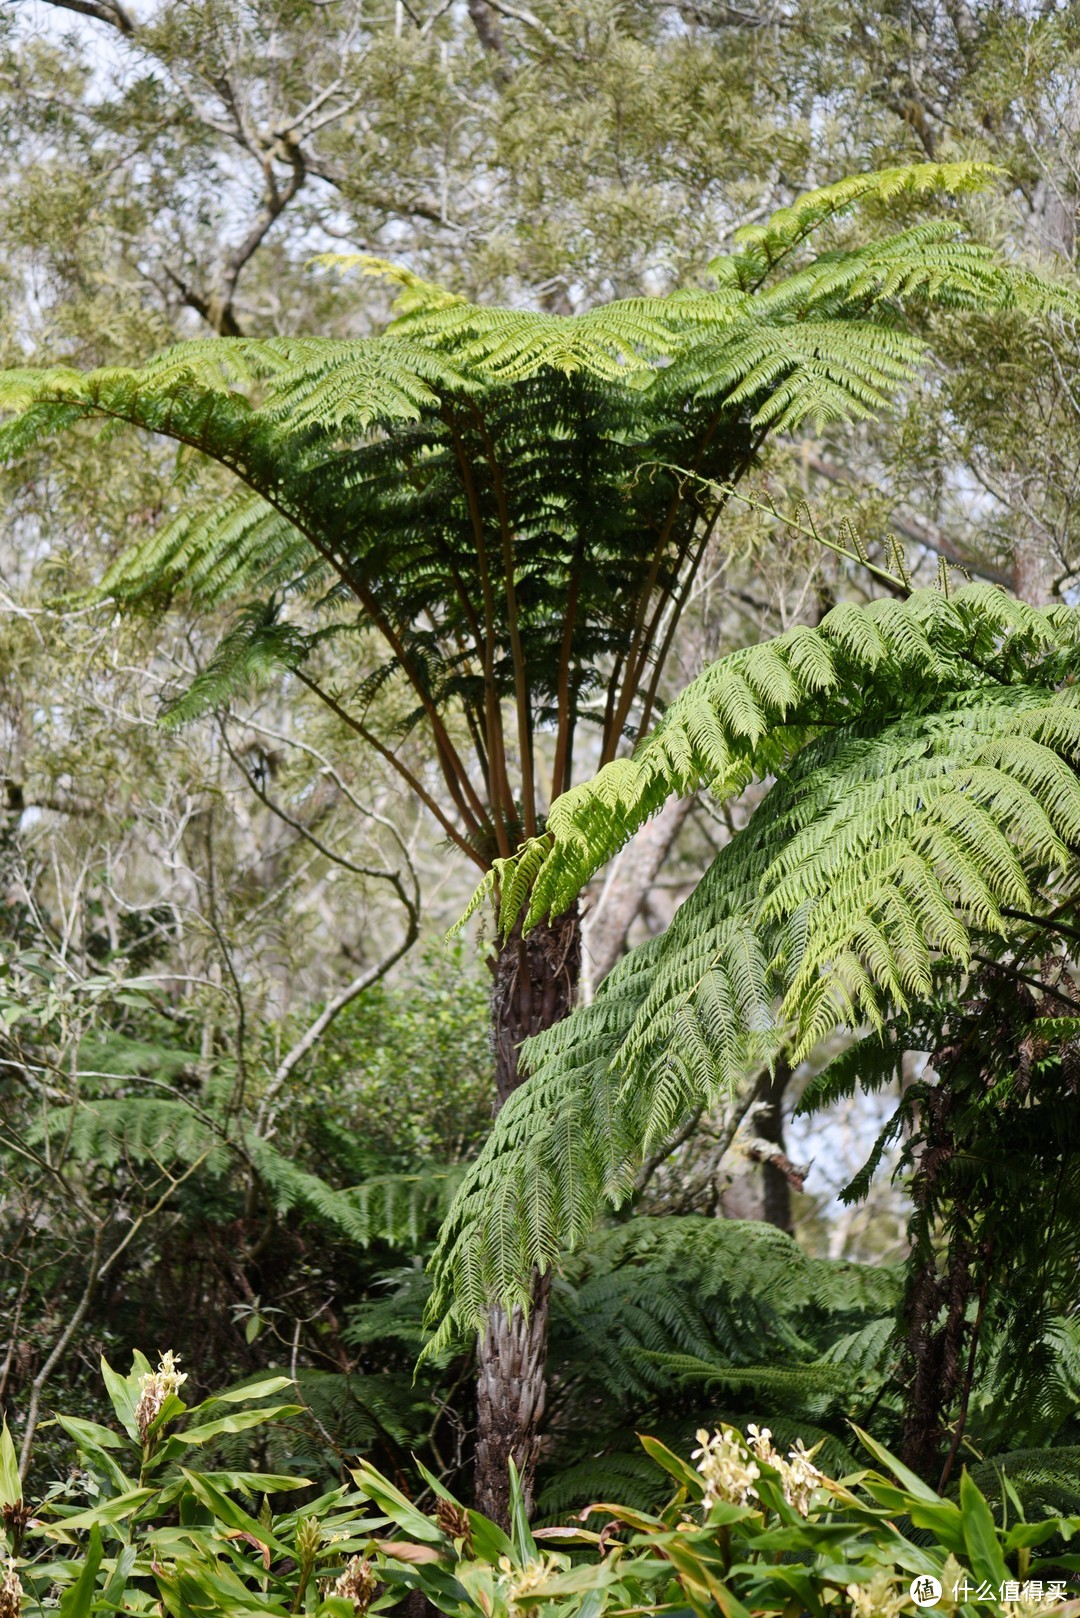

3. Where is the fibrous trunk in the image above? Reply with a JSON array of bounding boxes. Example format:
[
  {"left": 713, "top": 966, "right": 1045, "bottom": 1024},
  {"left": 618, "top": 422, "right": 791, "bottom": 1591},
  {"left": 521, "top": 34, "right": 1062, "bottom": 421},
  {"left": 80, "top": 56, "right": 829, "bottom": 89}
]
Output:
[
  {"left": 899, "top": 1076, "right": 974, "bottom": 1481},
  {"left": 474, "top": 906, "right": 580, "bottom": 1525}
]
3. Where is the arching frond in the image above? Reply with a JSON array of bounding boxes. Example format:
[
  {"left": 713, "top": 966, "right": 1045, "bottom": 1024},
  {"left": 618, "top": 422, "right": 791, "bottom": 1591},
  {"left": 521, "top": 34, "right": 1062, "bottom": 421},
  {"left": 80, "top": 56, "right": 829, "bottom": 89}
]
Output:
[{"left": 428, "top": 590, "right": 1080, "bottom": 1338}]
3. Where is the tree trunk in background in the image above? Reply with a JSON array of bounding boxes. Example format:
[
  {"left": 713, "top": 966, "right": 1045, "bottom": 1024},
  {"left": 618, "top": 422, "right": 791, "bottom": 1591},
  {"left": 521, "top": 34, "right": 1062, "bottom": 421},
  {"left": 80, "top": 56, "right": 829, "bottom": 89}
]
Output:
[
  {"left": 720, "top": 1060, "right": 799, "bottom": 1229},
  {"left": 757, "top": 1063, "right": 794, "bottom": 1233},
  {"left": 1013, "top": 526, "right": 1056, "bottom": 608},
  {"left": 475, "top": 906, "right": 580, "bottom": 1525},
  {"left": 581, "top": 795, "right": 695, "bottom": 998}
]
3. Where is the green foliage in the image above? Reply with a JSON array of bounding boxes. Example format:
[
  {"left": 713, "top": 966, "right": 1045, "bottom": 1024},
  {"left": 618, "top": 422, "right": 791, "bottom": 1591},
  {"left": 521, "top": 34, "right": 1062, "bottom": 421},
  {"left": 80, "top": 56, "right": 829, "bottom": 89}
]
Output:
[
  {"left": 361, "top": 1422, "right": 1080, "bottom": 1614},
  {"left": 303, "top": 943, "right": 493, "bottom": 1171},
  {"left": 797, "top": 966, "right": 1080, "bottom": 1486},
  {"left": 10, "top": 1355, "right": 1080, "bottom": 1618},
  {"left": 0, "top": 945, "right": 484, "bottom": 1492},
  {"left": 0, "top": 164, "right": 1066, "bottom": 849},
  {"left": 495, "top": 584, "right": 1080, "bottom": 931},
  {"left": 4, "top": 1352, "right": 389, "bottom": 1618},
  {"left": 540, "top": 1217, "right": 900, "bottom": 1513},
  {"left": 428, "top": 585, "right": 1080, "bottom": 1340}
]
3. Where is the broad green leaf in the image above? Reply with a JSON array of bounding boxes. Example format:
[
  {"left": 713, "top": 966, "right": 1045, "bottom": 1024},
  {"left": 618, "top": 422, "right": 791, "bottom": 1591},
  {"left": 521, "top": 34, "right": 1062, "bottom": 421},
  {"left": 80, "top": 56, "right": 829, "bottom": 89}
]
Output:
[
  {"left": 169, "top": 1404, "right": 302, "bottom": 1446},
  {"left": 157, "top": 1470, "right": 312, "bottom": 1504},
  {"left": 101, "top": 1543, "right": 138, "bottom": 1608},
  {"left": 350, "top": 1461, "right": 442, "bottom": 1543},
  {"left": 320, "top": 1599, "right": 358, "bottom": 1618},
  {"left": 412, "top": 1457, "right": 465, "bottom": 1508},
  {"left": 1030, "top": 1552, "right": 1080, "bottom": 1573},
  {"left": 59, "top": 1522, "right": 104, "bottom": 1618},
  {"left": 508, "top": 1457, "right": 537, "bottom": 1564},
  {"left": 143, "top": 1392, "right": 187, "bottom": 1441},
  {"left": 664, "top": 1536, "right": 754, "bottom": 1618},
  {"left": 573, "top": 1590, "right": 610, "bottom": 1618},
  {"left": 467, "top": 1510, "right": 513, "bottom": 1563},
  {"left": 0, "top": 1418, "right": 21, "bottom": 1507},
  {"left": 184, "top": 1377, "right": 294, "bottom": 1418},
  {"left": 49, "top": 1487, "right": 157, "bottom": 1533},
  {"left": 178, "top": 1468, "right": 293, "bottom": 1557},
  {"left": 959, "top": 1469, "right": 1009, "bottom": 1591},
  {"left": 703, "top": 1500, "right": 757, "bottom": 1527},
  {"left": 99, "top": 1356, "right": 140, "bottom": 1443},
  {"left": 850, "top": 1425, "right": 942, "bottom": 1503},
  {"left": 1005, "top": 1519, "right": 1070, "bottom": 1553},
  {"left": 637, "top": 1433, "right": 704, "bottom": 1496},
  {"left": 52, "top": 1416, "right": 133, "bottom": 1494},
  {"left": 905, "top": 1499, "right": 967, "bottom": 1556},
  {"left": 51, "top": 1415, "right": 124, "bottom": 1451}
]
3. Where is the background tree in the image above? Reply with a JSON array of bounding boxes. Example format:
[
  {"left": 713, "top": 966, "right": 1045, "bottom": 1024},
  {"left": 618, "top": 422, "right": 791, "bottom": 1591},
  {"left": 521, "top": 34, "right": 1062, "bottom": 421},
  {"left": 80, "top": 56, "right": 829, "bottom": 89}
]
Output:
[{"left": 7, "top": 0, "right": 1080, "bottom": 1226}]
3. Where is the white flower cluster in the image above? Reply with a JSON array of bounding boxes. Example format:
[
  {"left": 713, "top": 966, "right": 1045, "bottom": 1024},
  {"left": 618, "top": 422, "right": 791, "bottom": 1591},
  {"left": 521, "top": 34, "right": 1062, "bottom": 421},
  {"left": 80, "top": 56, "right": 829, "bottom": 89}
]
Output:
[
  {"left": 691, "top": 1423, "right": 825, "bottom": 1518},
  {"left": 691, "top": 1426, "right": 761, "bottom": 1509},
  {"left": 135, "top": 1349, "right": 188, "bottom": 1441},
  {"left": 1000, "top": 1594, "right": 1070, "bottom": 1617},
  {"left": 330, "top": 1555, "right": 377, "bottom": 1615},
  {"left": 496, "top": 1552, "right": 567, "bottom": 1610},
  {"left": 844, "top": 1571, "right": 910, "bottom": 1618}
]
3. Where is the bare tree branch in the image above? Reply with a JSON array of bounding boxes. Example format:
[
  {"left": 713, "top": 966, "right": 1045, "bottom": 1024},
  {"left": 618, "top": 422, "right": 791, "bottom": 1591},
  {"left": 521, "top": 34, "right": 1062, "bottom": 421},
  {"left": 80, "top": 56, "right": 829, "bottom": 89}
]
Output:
[
  {"left": 36, "top": 0, "right": 135, "bottom": 36},
  {"left": 467, "top": 0, "right": 512, "bottom": 79},
  {"left": 256, "top": 899, "right": 419, "bottom": 1121}
]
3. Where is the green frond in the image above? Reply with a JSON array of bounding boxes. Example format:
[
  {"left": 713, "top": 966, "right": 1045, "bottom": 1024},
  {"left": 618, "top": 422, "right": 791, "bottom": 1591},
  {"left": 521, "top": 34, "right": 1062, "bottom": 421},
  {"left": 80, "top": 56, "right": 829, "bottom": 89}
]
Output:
[
  {"left": 102, "top": 488, "right": 311, "bottom": 607},
  {"left": 491, "top": 587, "right": 1080, "bottom": 935},
  {"left": 247, "top": 1138, "right": 461, "bottom": 1250},
  {"left": 796, "top": 1034, "right": 905, "bottom": 1121},
  {"left": 723, "top": 161, "right": 1003, "bottom": 273},
  {"left": 311, "top": 253, "right": 468, "bottom": 318},
  {"left": 433, "top": 591, "right": 1080, "bottom": 1332},
  {"left": 28, "top": 1098, "right": 230, "bottom": 1176},
  {"left": 968, "top": 1447, "right": 1080, "bottom": 1520},
  {"left": 160, "top": 603, "right": 312, "bottom": 727}
]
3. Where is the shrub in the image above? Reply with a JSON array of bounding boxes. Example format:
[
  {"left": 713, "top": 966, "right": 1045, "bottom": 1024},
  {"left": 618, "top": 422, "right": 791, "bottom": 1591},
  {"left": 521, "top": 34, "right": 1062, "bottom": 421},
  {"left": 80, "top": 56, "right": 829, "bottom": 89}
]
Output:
[{"left": 4, "top": 1351, "right": 1080, "bottom": 1617}]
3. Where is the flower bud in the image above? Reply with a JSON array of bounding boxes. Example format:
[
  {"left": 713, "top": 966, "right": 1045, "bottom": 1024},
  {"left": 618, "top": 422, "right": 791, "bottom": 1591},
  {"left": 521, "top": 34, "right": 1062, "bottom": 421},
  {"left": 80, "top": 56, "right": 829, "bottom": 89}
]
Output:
[
  {"left": 331, "top": 1556, "right": 377, "bottom": 1615},
  {"left": 0, "top": 1559, "right": 23, "bottom": 1618}
]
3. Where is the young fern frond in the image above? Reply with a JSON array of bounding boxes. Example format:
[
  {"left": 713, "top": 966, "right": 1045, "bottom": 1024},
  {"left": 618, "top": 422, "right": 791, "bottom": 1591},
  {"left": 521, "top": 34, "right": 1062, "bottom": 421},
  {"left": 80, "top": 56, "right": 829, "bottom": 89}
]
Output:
[{"left": 724, "top": 161, "right": 1004, "bottom": 274}]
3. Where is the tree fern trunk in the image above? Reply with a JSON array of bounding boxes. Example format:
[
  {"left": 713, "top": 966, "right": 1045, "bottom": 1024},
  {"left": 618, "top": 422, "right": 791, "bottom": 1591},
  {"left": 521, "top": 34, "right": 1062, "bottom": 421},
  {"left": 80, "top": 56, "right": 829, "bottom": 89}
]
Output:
[{"left": 475, "top": 907, "right": 580, "bottom": 1524}]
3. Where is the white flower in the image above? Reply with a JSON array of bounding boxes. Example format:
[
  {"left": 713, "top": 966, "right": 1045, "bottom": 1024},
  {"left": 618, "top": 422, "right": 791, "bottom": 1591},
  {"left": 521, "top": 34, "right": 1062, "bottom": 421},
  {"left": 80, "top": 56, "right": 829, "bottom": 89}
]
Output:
[
  {"left": 845, "top": 1571, "right": 910, "bottom": 1617},
  {"left": 693, "top": 1423, "right": 825, "bottom": 1518},
  {"left": 330, "top": 1557, "right": 377, "bottom": 1615},
  {"left": 782, "top": 1437, "right": 826, "bottom": 1517},
  {"left": 497, "top": 1552, "right": 567, "bottom": 1608},
  {"left": 691, "top": 1426, "right": 761, "bottom": 1509},
  {"left": 135, "top": 1349, "right": 188, "bottom": 1441}
]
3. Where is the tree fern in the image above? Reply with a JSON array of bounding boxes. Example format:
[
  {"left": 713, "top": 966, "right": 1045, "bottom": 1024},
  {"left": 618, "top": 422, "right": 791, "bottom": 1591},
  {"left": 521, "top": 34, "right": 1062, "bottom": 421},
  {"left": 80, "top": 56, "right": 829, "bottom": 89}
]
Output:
[
  {"left": 0, "top": 165, "right": 1068, "bottom": 861},
  {"left": 3, "top": 159, "right": 1073, "bottom": 1509},
  {"left": 426, "top": 586, "right": 1080, "bottom": 1341}
]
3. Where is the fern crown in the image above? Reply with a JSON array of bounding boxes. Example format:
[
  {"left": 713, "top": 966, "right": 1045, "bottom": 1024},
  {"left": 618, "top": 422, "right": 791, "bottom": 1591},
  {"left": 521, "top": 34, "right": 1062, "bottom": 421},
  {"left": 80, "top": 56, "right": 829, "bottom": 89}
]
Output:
[{"left": 0, "top": 161, "right": 1068, "bottom": 870}]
